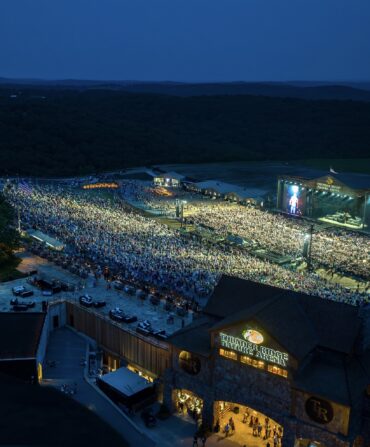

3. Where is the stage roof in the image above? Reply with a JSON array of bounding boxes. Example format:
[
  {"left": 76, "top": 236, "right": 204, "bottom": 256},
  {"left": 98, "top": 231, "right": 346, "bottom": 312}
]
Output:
[{"left": 279, "top": 173, "right": 370, "bottom": 194}]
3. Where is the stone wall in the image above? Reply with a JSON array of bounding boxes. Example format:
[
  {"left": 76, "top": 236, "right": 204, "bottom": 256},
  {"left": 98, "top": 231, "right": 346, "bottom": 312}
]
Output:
[{"left": 163, "top": 349, "right": 359, "bottom": 447}]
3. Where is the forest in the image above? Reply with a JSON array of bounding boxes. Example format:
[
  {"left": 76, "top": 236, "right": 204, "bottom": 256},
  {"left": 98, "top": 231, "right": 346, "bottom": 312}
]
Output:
[
  {"left": 0, "top": 194, "right": 19, "bottom": 279},
  {"left": 0, "top": 87, "right": 370, "bottom": 177}
]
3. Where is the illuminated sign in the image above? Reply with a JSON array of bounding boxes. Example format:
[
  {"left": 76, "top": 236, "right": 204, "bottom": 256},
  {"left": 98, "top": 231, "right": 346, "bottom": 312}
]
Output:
[
  {"left": 219, "top": 332, "right": 289, "bottom": 367},
  {"left": 242, "top": 329, "right": 264, "bottom": 345},
  {"left": 316, "top": 178, "right": 341, "bottom": 193},
  {"left": 305, "top": 396, "right": 334, "bottom": 424},
  {"left": 316, "top": 182, "right": 342, "bottom": 193},
  {"left": 82, "top": 182, "right": 119, "bottom": 190}
]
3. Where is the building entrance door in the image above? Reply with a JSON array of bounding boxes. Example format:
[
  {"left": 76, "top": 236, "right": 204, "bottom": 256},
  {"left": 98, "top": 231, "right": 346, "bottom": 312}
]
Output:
[
  {"left": 212, "top": 401, "right": 283, "bottom": 447},
  {"left": 173, "top": 389, "right": 203, "bottom": 427},
  {"left": 294, "top": 440, "right": 326, "bottom": 447}
]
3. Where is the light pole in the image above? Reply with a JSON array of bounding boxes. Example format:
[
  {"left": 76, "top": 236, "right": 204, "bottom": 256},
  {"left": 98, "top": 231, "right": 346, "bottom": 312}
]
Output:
[
  {"left": 303, "top": 224, "right": 314, "bottom": 270},
  {"left": 180, "top": 200, "right": 187, "bottom": 228},
  {"left": 17, "top": 207, "right": 21, "bottom": 233}
]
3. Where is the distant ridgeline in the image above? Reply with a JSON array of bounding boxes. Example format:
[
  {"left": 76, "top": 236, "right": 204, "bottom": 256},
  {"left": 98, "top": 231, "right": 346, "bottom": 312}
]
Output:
[{"left": 0, "top": 87, "right": 370, "bottom": 176}]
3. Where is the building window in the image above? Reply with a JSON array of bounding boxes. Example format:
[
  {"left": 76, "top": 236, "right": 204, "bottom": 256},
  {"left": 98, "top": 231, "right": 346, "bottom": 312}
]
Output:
[
  {"left": 267, "top": 364, "right": 288, "bottom": 378},
  {"left": 127, "top": 364, "right": 154, "bottom": 383},
  {"left": 219, "top": 348, "right": 238, "bottom": 361},
  {"left": 240, "top": 355, "right": 265, "bottom": 370},
  {"left": 178, "top": 351, "right": 201, "bottom": 375}
]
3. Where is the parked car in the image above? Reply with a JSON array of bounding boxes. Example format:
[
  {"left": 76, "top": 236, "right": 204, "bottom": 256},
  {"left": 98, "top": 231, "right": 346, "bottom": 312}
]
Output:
[
  {"left": 122, "top": 314, "right": 138, "bottom": 323},
  {"left": 12, "top": 285, "right": 26, "bottom": 296},
  {"left": 136, "top": 320, "right": 152, "bottom": 336},
  {"left": 36, "top": 279, "right": 53, "bottom": 290},
  {"left": 109, "top": 308, "right": 125, "bottom": 322},
  {"left": 20, "top": 290, "right": 34, "bottom": 298},
  {"left": 79, "top": 295, "right": 93, "bottom": 307},
  {"left": 153, "top": 329, "right": 167, "bottom": 341},
  {"left": 10, "top": 298, "right": 35, "bottom": 308},
  {"left": 93, "top": 300, "right": 106, "bottom": 308}
]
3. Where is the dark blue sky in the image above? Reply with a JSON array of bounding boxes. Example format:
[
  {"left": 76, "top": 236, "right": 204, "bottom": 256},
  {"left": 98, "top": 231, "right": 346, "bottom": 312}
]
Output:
[{"left": 1, "top": 0, "right": 369, "bottom": 81}]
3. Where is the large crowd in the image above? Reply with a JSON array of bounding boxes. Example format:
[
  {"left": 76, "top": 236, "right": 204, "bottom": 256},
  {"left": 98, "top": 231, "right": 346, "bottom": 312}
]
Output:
[
  {"left": 120, "top": 180, "right": 207, "bottom": 216},
  {"left": 189, "top": 202, "right": 369, "bottom": 279},
  {"left": 4, "top": 181, "right": 369, "bottom": 307}
]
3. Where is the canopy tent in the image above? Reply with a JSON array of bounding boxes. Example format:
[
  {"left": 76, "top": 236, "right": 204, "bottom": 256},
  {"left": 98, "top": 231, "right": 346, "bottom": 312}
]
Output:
[{"left": 97, "top": 367, "right": 155, "bottom": 409}]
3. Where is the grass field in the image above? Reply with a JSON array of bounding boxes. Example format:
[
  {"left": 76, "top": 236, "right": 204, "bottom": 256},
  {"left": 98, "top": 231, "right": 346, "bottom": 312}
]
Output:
[
  {"left": 0, "top": 374, "right": 127, "bottom": 446},
  {"left": 297, "top": 158, "right": 370, "bottom": 175}
]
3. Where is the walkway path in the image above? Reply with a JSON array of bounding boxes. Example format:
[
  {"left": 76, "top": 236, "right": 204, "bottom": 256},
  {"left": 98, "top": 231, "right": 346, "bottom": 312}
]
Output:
[
  {"left": 42, "top": 327, "right": 155, "bottom": 447},
  {"left": 41, "top": 328, "right": 272, "bottom": 447}
]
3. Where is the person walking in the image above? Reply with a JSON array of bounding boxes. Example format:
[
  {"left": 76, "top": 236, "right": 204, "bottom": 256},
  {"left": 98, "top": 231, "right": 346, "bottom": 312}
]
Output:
[
  {"left": 230, "top": 417, "right": 235, "bottom": 433},
  {"left": 224, "top": 423, "right": 230, "bottom": 438},
  {"left": 192, "top": 434, "right": 198, "bottom": 447},
  {"left": 258, "top": 422, "right": 262, "bottom": 437}
]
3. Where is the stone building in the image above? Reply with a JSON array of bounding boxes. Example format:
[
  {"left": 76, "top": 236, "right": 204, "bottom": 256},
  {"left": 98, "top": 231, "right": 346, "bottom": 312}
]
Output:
[{"left": 164, "top": 276, "right": 370, "bottom": 447}]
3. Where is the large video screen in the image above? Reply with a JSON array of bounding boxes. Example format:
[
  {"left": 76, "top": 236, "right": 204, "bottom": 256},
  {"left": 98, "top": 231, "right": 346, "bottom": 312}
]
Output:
[{"left": 282, "top": 184, "right": 306, "bottom": 216}]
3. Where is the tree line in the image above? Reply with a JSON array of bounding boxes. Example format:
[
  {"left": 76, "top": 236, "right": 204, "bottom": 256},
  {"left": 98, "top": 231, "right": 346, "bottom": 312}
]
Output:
[{"left": 0, "top": 87, "right": 369, "bottom": 177}]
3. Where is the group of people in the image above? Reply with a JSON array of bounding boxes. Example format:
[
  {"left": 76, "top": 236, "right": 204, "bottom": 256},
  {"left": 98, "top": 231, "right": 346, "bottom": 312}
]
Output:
[
  {"left": 121, "top": 180, "right": 369, "bottom": 281},
  {"left": 215, "top": 410, "right": 282, "bottom": 447},
  {"left": 120, "top": 180, "right": 206, "bottom": 216},
  {"left": 189, "top": 202, "right": 369, "bottom": 280},
  {"left": 4, "top": 181, "right": 369, "bottom": 307}
]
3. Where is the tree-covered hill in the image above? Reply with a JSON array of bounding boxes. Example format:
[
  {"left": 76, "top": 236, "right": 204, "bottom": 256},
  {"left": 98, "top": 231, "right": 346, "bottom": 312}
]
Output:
[{"left": 0, "top": 88, "right": 369, "bottom": 176}]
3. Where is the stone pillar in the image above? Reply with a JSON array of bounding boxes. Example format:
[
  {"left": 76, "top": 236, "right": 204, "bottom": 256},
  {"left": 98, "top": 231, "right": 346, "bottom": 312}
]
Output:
[
  {"left": 282, "top": 418, "right": 297, "bottom": 447},
  {"left": 201, "top": 392, "right": 215, "bottom": 431},
  {"left": 282, "top": 430, "right": 297, "bottom": 447},
  {"left": 163, "top": 370, "right": 176, "bottom": 413}
]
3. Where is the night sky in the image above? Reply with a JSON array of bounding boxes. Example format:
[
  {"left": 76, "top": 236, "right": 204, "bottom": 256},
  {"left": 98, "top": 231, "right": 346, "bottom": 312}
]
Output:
[{"left": 0, "top": 0, "right": 369, "bottom": 81}]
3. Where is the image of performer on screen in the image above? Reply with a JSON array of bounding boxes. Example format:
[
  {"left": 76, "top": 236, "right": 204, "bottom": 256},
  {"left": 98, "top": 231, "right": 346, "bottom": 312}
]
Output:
[{"left": 289, "top": 185, "right": 299, "bottom": 214}]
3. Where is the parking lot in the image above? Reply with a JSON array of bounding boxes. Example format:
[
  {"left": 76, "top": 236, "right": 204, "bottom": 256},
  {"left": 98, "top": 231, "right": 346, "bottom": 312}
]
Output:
[{"left": 0, "top": 252, "right": 192, "bottom": 336}]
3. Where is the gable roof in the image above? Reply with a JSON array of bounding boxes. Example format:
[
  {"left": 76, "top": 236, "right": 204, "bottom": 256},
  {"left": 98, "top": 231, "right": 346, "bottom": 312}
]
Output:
[
  {"left": 204, "top": 276, "right": 361, "bottom": 356},
  {"left": 169, "top": 316, "right": 215, "bottom": 357}
]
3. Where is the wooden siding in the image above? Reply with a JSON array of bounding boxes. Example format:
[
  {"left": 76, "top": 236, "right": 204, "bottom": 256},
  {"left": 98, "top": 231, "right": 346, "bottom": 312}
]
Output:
[{"left": 66, "top": 302, "right": 170, "bottom": 376}]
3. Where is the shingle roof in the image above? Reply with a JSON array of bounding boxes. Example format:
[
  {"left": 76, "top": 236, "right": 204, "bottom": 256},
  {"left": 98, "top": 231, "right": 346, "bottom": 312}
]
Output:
[
  {"left": 204, "top": 276, "right": 361, "bottom": 356},
  {"left": 168, "top": 316, "right": 216, "bottom": 357},
  {"left": 0, "top": 312, "right": 45, "bottom": 359},
  {"left": 170, "top": 275, "right": 370, "bottom": 405}
]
